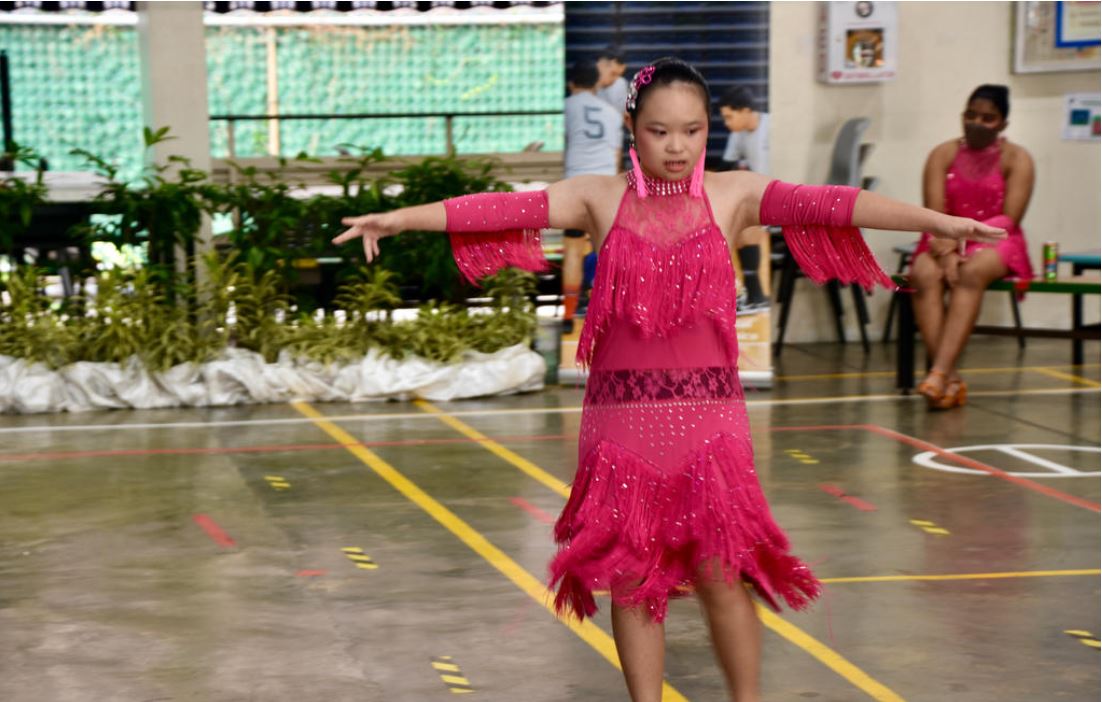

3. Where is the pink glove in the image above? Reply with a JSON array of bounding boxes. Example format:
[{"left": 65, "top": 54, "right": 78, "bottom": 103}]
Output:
[
  {"left": 444, "top": 191, "right": 550, "bottom": 285},
  {"left": 760, "top": 180, "right": 893, "bottom": 291}
]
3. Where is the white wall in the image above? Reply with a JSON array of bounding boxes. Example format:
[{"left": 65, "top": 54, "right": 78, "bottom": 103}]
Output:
[{"left": 769, "top": 1, "right": 1101, "bottom": 343}]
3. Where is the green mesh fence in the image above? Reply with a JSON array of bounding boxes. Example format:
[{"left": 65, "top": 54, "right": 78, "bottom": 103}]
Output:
[
  {"left": 1, "top": 24, "right": 144, "bottom": 176},
  {"left": 1, "top": 21, "right": 564, "bottom": 179}
]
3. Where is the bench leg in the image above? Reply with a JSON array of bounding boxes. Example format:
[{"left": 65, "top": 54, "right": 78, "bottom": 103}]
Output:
[
  {"left": 1073, "top": 293, "right": 1084, "bottom": 366},
  {"left": 1008, "top": 291, "right": 1026, "bottom": 351},
  {"left": 897, "top": 287, "right": 916, "bottom": 393}
]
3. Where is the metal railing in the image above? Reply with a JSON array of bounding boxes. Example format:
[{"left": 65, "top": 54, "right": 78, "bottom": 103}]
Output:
[{"left": 209, "top": 110, "right": 561, "bottom": 158}]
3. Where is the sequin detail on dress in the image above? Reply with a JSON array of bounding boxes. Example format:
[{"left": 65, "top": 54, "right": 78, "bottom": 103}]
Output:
[
  {"left": 551, "top": 175, "right": 821, "bottom": 623},
  {"left": 576, "top": 183, "right": 738, "bottom": 369}
]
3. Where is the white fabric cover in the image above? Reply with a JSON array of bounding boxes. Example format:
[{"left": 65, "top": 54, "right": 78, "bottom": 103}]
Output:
[{"left": 0, "top": 345, "right": 545, "bottom": 414}]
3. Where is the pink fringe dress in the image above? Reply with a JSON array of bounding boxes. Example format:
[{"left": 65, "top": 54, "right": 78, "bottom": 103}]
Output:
[
  {"left": 448, "top": 175, "right": 892, "bottom": 623},
  {"left": 912, "top": 139, "right": 1034, "bottom": 280},
  {"left": 551, "top": 173, "right": 825, "bottom": 622}
]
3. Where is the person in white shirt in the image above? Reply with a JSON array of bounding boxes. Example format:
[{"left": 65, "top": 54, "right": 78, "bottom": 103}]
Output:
[
  {"left": 596, "top": 48, "right": 629, "bottom": 119},
  {"left": 719, "top": 86, "right": 771, "bottom": 314},
  {"left": 597, "top": 49, "right": 628, "bottom": 175},
  {"left": 562, "top": 60, "right": 623, "bottom": 328}
]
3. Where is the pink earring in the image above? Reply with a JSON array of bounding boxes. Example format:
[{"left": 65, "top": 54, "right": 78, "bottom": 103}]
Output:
[
  {"left": 629, "top": 145, "right": 647, "bottom": 199},
  {"left": 689, "top": 153, "right": 705, "bottom": 198}
]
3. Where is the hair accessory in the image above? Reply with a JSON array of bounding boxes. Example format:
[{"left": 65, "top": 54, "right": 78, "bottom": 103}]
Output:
[{"left": 624, "top": 64, "right": 656, "bottom": 112}]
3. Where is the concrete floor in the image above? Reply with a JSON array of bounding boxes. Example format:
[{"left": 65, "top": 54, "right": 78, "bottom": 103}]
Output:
[{"left": 1, "top": 337, "right": 1098, "bottom": 702}]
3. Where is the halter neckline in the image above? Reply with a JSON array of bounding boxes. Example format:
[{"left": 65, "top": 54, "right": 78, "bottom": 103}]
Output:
[{"left": 626, "top": 169, "right": 692, "bottom": 196}]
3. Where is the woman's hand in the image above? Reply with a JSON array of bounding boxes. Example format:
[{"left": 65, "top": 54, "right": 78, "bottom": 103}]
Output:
[
  {"left": 938, "top": 251, "right": 962, "bottom": 287},
  {"left": 932, "top": 215, "right": 1006, "bottom": 244},
  {"left": 332, "top": 212, "right": 403, "bottom": 263}
]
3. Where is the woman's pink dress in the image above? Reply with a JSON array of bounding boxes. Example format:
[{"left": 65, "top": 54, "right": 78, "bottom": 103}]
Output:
[
  {"left": 913, "top": 140, "right": 1033, "bottom": 279},
  {"left": 547, "top": 174, "right": 820, "bottom": 622}
]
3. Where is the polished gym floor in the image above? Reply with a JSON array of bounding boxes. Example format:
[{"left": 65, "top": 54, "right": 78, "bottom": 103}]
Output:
[{"left": 1, "top": 338, "right": 1098, "bottom": 702}]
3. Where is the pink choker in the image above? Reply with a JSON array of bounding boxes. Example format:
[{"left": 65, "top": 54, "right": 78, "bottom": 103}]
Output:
[{"left": 626, "top": 170, "right": 692, "bottom": 197}]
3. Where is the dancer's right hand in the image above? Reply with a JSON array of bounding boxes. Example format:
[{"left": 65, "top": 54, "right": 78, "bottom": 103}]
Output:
[{"left": 333, "top": 212, "right": 403, "bottom": 263}]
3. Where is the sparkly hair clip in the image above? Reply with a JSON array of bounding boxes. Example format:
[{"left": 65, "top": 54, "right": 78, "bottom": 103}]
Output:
[{"left": 624, "top": 64, "right": 655, "bottom": 112}]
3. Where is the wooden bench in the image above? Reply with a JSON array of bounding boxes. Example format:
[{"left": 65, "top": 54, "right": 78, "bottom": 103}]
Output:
[{"left": 894, "top": 275, "right": 1101, "bottom": 392}]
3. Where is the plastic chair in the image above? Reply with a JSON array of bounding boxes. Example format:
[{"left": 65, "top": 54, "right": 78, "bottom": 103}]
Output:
[{"left": 773, "top": 117, "right": 875, "bottom": 356}]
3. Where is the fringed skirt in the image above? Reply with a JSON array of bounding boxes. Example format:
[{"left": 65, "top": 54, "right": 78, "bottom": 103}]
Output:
[{"left": 548, "top": 353, "right": 821, "bottom": 622}]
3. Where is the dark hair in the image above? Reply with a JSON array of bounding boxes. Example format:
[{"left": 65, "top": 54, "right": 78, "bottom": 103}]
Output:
[
  {"left": 597, "top": 46, "right": 625, "bottom": 63},
  {"left": 568, "top": 60, "right": 599, "bottom": 89},
  {"left": 719, "top": 86, "right": 756, "bottom": 111},
  {"left": 968, "top": 84, "right": 1010, "bottom": 118},
  {"left": 627, "top": 57, "right": 711, "bottom": 119}
]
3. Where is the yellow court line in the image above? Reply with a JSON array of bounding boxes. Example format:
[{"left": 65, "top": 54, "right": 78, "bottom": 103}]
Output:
[
  {"left": 1032, "top": 367, "right": 1102, "bottom": 388},
  {"left": 290, "top": 401, "right": 689, "bottom": 702},
  {"left": 821, "top": 569, "right": 1101, "bottom": 584},
  {"left": 754, "top": 605, "right": 904, "bottom": 702},
  {"left": 415, "top": 401, "right": 906, "bottom": 702},
  {"left": 414, "top": 400, "right": 571, "bottom": 497}
]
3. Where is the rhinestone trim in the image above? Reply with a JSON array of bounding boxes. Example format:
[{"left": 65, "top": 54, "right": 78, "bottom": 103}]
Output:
[{"left": 626, "top": 170, "right": 692, "bottom": 197}]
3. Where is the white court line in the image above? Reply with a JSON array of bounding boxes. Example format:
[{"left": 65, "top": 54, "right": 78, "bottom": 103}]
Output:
[
  {"left": 0, "top": 386, "right": 1096, "bottom": 436},
  {"left": 993, "top": 446, "right": 1087, "bottom": 475}
]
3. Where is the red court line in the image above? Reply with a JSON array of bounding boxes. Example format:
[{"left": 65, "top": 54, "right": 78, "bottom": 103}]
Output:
[
  {"left": 14, "top": 421, "right": 1098, "bottom": 514},
  {"left": 861, "top": 424, "right": 1101, "bottom": 514},
  {"left": 509, "top": 496, "right": 557, "bottom": 525},
  {"left": 192, "top": 514, "right": 237, "bottom": 549},
  {"left": 776, "top": 423, "right": 1100, "bottom": 514},
  {"left": 0, "top": 434, "right": 575, "bottom": 463},
  {"left": 818, "top": 483, "right": 878, "bottom": 512}
]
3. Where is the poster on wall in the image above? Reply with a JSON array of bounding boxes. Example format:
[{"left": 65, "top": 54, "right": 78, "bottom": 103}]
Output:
[
  {"left": 1014, "top": 1, "right": 1101, "bottom": 73},
  {"left": 1062, "top": 93, "right": 1101, "bottom": 141},
  {"left": 817, "top": 1, "right": 899, "bottom": 84}
]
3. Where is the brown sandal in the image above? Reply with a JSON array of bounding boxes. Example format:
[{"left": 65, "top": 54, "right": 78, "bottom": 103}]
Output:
[
  {"left": 917, "top": 369, "right": 948, "bottom": 408},
  {"left": 933, "top": 377, "right": 967, "bottom": 410}
]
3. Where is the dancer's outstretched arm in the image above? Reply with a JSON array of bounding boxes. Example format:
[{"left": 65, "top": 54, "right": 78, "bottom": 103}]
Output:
[
  {"left": 731, "top": 173, "right": 1006, "bottom": 243},
  {"left": 850, "top": 189, "right": 1006, "bottom": 242},
  {"left": 332, "top": 177, "right": 595, "bottom": 263}
]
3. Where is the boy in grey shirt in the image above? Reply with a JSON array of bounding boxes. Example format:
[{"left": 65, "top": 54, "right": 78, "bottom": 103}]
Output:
[
  {"left": 561, "top": 60, "right": 623, "bottom": 328},
  {"left": 565, "top": 62, "right": 623, "bottom": 178},
  {"left": 719, "top": 86, "right": 771, "bottom": 313}
]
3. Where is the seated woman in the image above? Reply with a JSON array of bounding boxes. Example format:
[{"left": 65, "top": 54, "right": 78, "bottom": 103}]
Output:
[{"left": 911, "top": 84, "right": 1035, "bottom": 410}]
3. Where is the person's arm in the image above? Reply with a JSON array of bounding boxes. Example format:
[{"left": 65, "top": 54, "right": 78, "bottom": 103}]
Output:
[
  {"left": 740, "top": 175, "right": 1005, "bottom": 290},
  {"left": 746, "top": 118, "right": 769, "bottom": 174},
  {"left": 1001, "top": 145, "right": 1035, "bottom": 224},
  {"left": 922, "top": 144, "right": 960, "bottom": 282},
  {"left": 743, "top": 175, "right": 1005, "bottom": 242},
  {"left": 849, "top": 189, "right": 1003, "bottom": 241},
  {"left": 333, "top": 177, "right": 595, "bottom": 264}
]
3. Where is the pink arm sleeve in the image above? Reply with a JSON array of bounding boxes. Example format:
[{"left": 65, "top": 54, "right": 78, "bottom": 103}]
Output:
[
  {"left": 759, "top": 180, "right": 894, "bottom": 291},
  {"left": 444, "top": 190, "right": 551, "bottom": 285}
]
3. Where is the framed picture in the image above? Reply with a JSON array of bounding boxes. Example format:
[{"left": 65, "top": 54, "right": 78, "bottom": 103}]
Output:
[
  {"left": 818, "top": 1, "right": 899, "bottom": 84},
  {"left": 1055, "top": 1, "right": 1102, "bottom": 48},
  {"left": 1014, "top": 1, "right": 1101, "bottom": 73}
]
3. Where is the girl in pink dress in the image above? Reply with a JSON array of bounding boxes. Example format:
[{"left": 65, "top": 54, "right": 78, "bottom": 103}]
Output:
[
  {"left": 911, "top": 84, "right": 1035, "bottom": 410},
  {"left": 334, "top": 59, "right": 1004, "bottom": 702}
]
